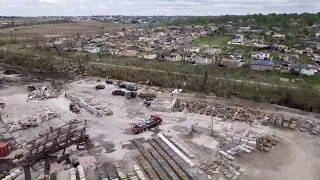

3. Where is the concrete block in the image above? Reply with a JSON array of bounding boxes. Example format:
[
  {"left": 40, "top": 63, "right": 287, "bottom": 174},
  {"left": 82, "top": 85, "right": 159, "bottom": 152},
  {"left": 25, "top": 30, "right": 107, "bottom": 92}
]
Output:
[
  {"left": 219, "top": 133, "right": 227, "bottom": 139},
  {"left": 240, "top": 138, "right": 248, "bottom": 145},
  {"left": 173, "top": 120, "right": 196, "bottom": 134},
  {"left": 248, "top": 140, "right": 257, "bottom": 148},
  {"left": 219, "top": 150, "right": 234, "bottom": 160},
  {"left": 232, "top": 137, "right": 240, "bottom": 144}
]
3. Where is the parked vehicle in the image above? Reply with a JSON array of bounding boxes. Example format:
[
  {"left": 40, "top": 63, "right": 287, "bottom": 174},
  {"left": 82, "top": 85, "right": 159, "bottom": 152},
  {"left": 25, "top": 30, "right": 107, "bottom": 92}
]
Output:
[
  {"left": 119, "top": 83, "right": 127, "bottom": 89},
  {"left": 95, "top": 84, "right": 105, "bottom": 90},
  {"left": 131, "top": 115, "right": 162, "bottom": 134},
  {"left": 127, "top": 85, "right": 138, "bottom": 91},
  {"left": 105, "top": 80, "right": 113, "bottom": 84},
  {"left": 112, "top": 90, "right": 126, "bottom": 96}
]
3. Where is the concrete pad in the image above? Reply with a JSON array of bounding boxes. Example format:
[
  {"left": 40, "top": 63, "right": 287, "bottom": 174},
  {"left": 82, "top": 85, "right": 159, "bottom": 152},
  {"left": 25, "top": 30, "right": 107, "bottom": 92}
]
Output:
[
  {"left": 191, "top": 134, "right": 219, "bottom": 150},
  {"left": 173, "top": 119, "right": 197, "bottom": 134}
]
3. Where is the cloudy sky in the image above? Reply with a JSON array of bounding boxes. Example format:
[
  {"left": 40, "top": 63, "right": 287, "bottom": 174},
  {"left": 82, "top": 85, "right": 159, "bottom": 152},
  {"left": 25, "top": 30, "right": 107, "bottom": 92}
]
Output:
[{"left": 0, "top": 0, "right": 319, "bottom": 16}]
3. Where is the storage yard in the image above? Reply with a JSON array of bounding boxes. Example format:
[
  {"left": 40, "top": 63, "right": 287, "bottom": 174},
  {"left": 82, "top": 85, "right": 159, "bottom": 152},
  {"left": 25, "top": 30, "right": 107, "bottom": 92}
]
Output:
[{"left": 1, "top": 67, "right": 320, "bottom": 180}]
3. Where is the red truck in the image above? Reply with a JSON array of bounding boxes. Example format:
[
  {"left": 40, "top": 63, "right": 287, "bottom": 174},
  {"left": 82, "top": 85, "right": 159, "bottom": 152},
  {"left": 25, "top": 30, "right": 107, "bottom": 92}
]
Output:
[{"left": 131, "top": 115, "right": 162, "bottom": 134}]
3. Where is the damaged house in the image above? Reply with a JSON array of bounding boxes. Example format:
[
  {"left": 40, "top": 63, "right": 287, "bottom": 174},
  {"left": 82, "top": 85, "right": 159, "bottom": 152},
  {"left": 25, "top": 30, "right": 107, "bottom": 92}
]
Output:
[
  {"left": 288, "top": 64, "right": 317, "bottom": 76},
  {"left": 250, "top": 60, "right": 275, "bottom": 71},
  {"left": 251, "top": 52, "right": 270, "bottom": 60}
]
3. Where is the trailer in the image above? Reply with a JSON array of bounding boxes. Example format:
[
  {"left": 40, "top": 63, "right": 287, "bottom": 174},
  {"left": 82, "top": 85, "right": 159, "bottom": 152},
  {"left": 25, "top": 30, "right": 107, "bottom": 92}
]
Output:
[{"left": 131, "top": 115, "right": 162, "bottom": 134}]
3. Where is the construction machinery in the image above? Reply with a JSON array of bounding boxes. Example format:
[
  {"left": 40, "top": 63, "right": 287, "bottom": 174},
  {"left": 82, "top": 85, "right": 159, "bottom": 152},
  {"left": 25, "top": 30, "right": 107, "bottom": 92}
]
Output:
[{"left": 131, "top": 115, "right": 162, "bottom": 134}]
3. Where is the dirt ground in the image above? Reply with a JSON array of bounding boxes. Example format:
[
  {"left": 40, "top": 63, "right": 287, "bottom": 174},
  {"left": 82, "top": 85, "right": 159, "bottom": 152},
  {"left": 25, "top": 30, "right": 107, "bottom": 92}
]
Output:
[
  {"left": 0, "top": 21, "right": 139, "bottom": 37},
  {"left": 1, "top": 66, "right": 320, "bottom": 180}
]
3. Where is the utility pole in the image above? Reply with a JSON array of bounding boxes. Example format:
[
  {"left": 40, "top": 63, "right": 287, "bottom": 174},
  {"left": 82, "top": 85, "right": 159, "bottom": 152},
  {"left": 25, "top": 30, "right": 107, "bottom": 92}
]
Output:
[{"left": 211, "top": 114, "right": 214, "bottom": 137}]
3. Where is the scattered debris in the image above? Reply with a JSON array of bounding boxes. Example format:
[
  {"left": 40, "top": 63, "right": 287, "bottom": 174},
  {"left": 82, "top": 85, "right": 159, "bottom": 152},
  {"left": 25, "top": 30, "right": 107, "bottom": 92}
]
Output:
[
  {"left": 28, "top": 87, "right": 59, "bottom": 100},
  {"left": 199, "top": 153, "right": 246, "bottom": 180},
  {"left": 3, "top": 70, "right": 19, "bottom": 75},
  {"left": 27, "top": 85, "right": 36, "bottom": 92},
  {"left": 8, "top": 110, "right": 59, "bottom": 132},
  {"left": 0, "top": 102, "right": 5, "bottom": 109},
  {"left": 138, "top": 92, "right": 156, "bottom": 101},
  {"left": 256, "top": 135, "right": 277, "bottom": 152},
  {"left": 69, "top": 103, "right": 80, "bottom": 113},
  {"left": 300, "top": 120, "right": 320, "bottom": 135},
  {"left": 65, "top": 93, "right": 113, "bottom": 117}
]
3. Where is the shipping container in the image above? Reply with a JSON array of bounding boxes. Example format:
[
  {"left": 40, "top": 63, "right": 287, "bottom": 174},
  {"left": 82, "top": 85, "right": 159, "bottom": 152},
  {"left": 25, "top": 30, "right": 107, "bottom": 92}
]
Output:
[{"left": 0, "top": 142, "right": 10, "bottom": 157}]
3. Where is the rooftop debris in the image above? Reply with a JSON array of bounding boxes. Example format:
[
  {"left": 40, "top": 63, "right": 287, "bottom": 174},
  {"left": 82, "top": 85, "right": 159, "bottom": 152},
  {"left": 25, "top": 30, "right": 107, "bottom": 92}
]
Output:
[{"left": 28, "top": 87, "right": 59, "bottom": 100}]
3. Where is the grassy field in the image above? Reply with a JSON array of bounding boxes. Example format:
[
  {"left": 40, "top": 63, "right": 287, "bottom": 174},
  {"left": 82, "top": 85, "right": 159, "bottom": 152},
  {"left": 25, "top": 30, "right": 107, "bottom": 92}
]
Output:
[
  {"left": 2, "top": 40, "right": 320, "bottom": 88},
  {"left": 0, "top": 22, "right": 139, "bottom": 37},
  {"left": 299, "top": 55, "right": 313, "bottom": 64},
  {"left": 89, "top": 53, "right": 320, "bottom": 87},
  {"left": 192, "top": 35, "right": 231, "bottom": 47}
]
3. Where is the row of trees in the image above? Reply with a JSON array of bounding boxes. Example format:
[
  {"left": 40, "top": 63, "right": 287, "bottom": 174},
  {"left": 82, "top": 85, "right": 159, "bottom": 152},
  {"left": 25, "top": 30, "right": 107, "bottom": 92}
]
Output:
[{"left": 166, "top": 13, "right": 320, "bottom": 32}]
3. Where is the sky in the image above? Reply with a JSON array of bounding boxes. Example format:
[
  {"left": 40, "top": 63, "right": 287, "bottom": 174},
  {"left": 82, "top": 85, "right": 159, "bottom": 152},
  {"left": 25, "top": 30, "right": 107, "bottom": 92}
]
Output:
[{"left": 0, "top": 0, "right": 319, "bottom": 16}]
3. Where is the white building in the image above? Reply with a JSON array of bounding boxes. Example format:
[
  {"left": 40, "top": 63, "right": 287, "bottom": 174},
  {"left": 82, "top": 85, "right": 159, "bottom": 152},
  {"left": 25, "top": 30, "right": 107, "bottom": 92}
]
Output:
[
  {"left": 184, "top": 47, "right": 200, "bottom": 53},
  {"left": 252, "top": 52, "right": 270, "bottom": 60},
  {"left": 143, "top": 53, "right": 157, "bottom": 60},
  {"left": 83, "top": 46, "right": 100, "bottom": 53}
]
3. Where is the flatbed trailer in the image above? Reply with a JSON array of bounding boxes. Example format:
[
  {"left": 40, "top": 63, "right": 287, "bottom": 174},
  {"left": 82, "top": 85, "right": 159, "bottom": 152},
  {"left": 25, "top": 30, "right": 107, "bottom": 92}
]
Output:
[{"left": 131, "top": 115, "right": 162, "bottom": 134}]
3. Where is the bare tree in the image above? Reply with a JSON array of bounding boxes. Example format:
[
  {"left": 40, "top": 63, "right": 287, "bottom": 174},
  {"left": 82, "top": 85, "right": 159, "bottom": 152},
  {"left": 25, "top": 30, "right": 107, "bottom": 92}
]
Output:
[
  {"left": 10, "top": 30, "right": 17, "bottom": 44},
  {"left": 76, "top": 32, "right": 80, "bottom": 39},
  {"left": 99, "top": 26, "right": 105, "bottom": 37}
]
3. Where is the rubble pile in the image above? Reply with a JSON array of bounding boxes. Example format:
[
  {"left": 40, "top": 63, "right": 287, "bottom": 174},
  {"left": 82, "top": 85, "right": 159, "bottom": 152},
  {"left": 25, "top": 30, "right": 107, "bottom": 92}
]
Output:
[
  {"left": 8, "top": 110, "right": 59, "bottom": 132},
  {"left": 28, "top": 87, "right": 59, "bottom": 100},
  {"left": 199, "top": 154, "right": 246, "bottom": 179},
  {"left": 262, "top": 115, "right": 298, "bottom": 130},
  {"left": 186, "top": 101, "right": 207, "bottom": 114},
  {"left": 256, "top": 135, "right": 277, "bottom": 152},
  {"left": 300, "top": 120, "right": 320, "bottom": 136},
  {"left": 138, "top": 92, "right": 157, "bottom": 101},
  {"left": 173, "top": 99, "right": 185, "bottom": 112},
  {"left": 173, "top": 99, "right": 269, "bottom": 123}
]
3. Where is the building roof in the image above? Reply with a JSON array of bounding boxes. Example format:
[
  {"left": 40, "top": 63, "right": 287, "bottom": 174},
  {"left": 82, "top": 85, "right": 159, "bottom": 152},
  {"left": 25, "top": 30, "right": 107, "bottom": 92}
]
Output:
[
  {"left": 251, "top": 60, "right": 275, "bottom": 66},
  {"left": 288, "top": 63, "right": 314, "bottom": 69}
]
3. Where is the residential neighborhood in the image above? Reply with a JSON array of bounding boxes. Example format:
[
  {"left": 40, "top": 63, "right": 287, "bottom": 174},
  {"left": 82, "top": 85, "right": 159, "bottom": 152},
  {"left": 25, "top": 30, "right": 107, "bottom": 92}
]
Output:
[{"left": 1, "top": 10, "right": 320, "bottom": 180}]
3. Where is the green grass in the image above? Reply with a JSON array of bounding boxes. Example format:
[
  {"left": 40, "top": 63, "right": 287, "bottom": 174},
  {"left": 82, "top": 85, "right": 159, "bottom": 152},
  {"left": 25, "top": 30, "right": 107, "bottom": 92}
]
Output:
[
  {"left": 192, "top": 35, "right": 231, "bottom": 47},
  {"left": 299, "top": 55, "right": 312, "bottom": 64},
  {"left": 90, "top": 54, "right": 317, "bottom": 87},
  {"left": 3, "top": 43, "right": 320, "bottom": 88}
]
